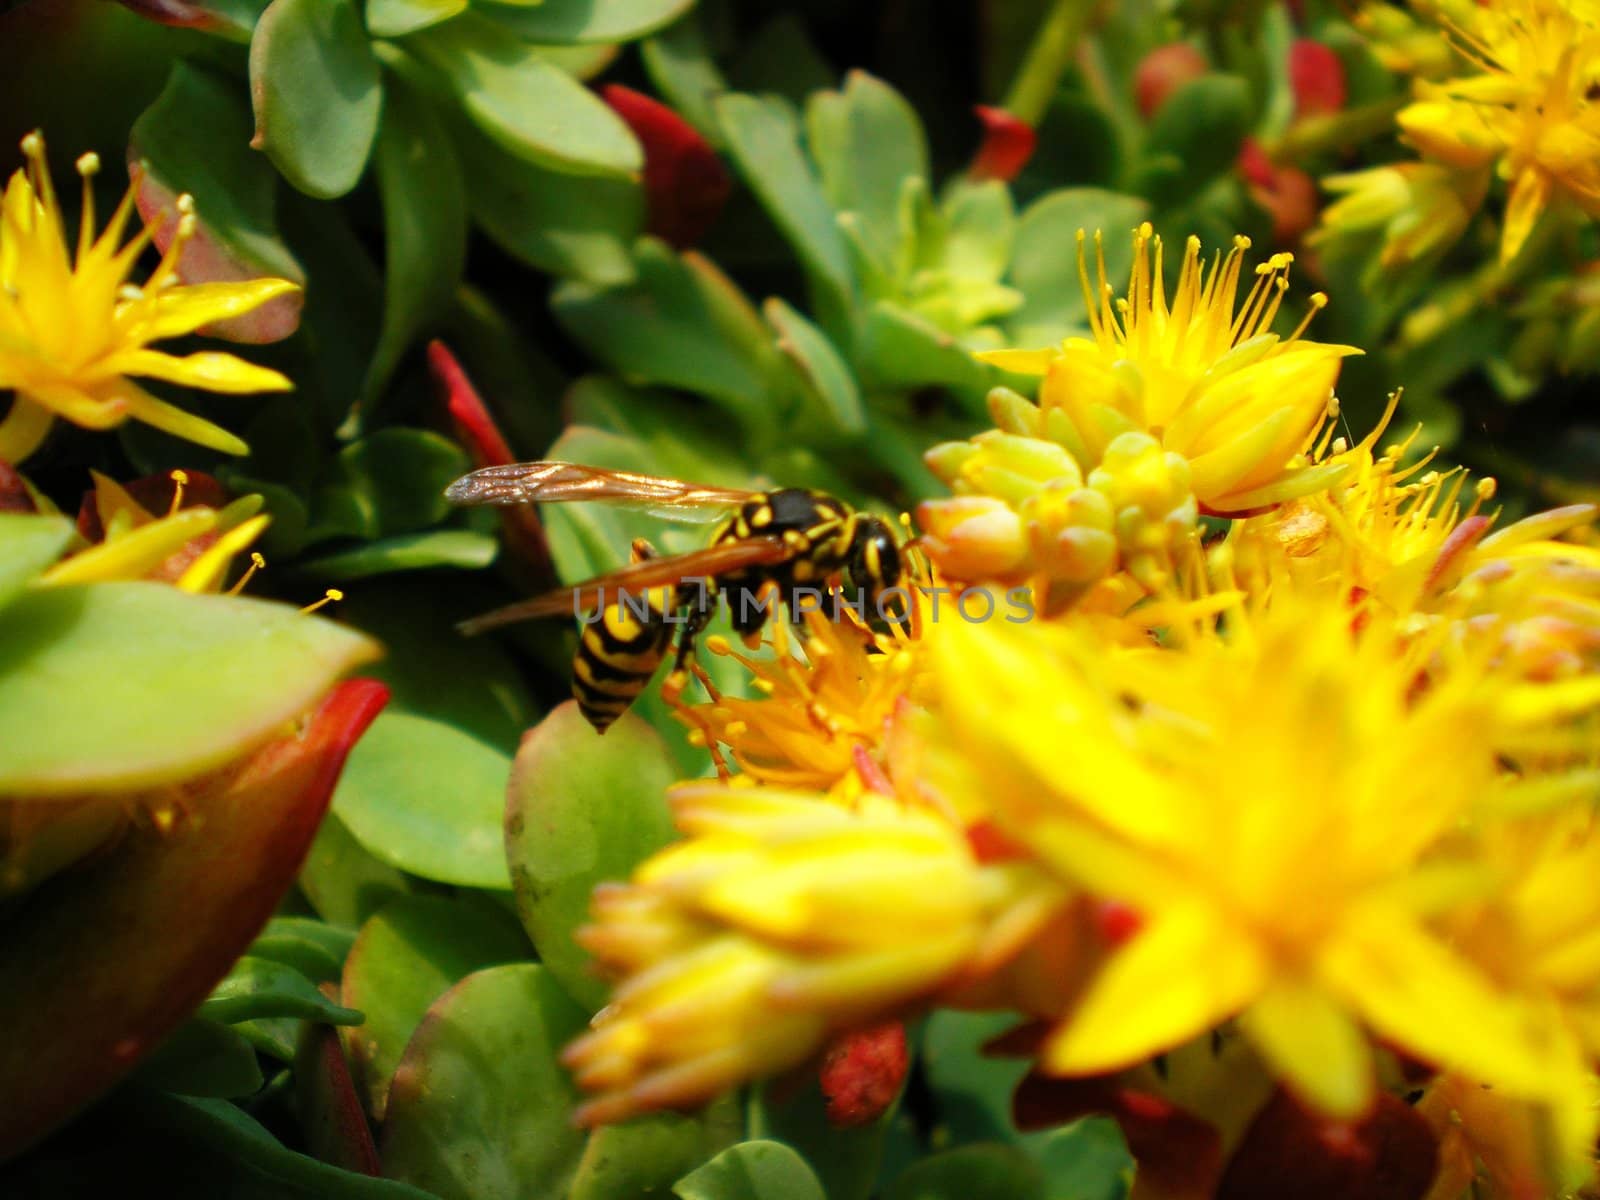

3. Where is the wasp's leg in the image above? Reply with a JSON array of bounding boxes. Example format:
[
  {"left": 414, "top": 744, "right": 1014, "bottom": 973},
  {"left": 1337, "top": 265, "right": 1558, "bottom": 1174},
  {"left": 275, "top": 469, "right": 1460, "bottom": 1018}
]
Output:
[
  {"left": 727, "top": 580, "right": 778, "bottom": 645},
  {"left": 629, "top": 537, "right": 659, "bottom": 563},
  {"left": 672, "top": 579, "right": 717, "bottom": 669}
]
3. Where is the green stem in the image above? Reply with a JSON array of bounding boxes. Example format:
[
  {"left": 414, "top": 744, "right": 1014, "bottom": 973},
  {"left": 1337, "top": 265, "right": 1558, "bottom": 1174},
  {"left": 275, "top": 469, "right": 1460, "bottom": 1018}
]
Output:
[{"left": 1002, "top": 0, "right": 1098, "bottom": 127}]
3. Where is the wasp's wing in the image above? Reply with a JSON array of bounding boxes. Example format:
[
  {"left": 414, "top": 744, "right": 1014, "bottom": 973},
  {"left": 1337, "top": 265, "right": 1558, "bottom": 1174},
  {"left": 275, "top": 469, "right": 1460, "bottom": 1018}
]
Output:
[
  {"left": 444, "top": 461, "right": 757, "bottom": 525},
  {"left": 458, "top": 536, "right": 793, "bottom": 636}
]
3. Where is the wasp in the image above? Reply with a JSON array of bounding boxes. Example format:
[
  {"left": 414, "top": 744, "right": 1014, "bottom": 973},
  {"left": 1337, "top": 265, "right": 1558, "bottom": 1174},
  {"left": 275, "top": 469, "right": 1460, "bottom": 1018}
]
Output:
[{"left": 445, "top": 461, "right": 906, "bottom": 732}]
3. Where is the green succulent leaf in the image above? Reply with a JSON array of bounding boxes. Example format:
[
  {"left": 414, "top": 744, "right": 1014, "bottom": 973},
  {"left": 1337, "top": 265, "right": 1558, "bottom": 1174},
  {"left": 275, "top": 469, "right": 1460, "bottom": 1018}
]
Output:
[
  {"left": 381, "top": 964, "right": 590, "bottom": 1199},
  {"left": 673, "top": 1141, "right": 827, "bottom": 1200},
  {"left": 337, "top": 580, "right": 538, "bottom": 751},
  {"left": 1006, "top": 188, "right": 1150, "bottom": 347},
  {"left": 571, "top": 1113, "right": 723, "bottom": 1200},
  {"left": 752, "top": 1070, "right": 901, "bottom": 1200},
  {"left": 333, "top": 711, "right": 515, "bottom": 889},
  {"left": 920, "top": 1011, "right": 1132, "bottom": 1195},
  {"left": 883, "top": 1145, "right": 1045, "bottom": 1200},
  {"left": 940, "top": 179, "right": 1015, "bottom": 286},
  {"left": 457, "top": 118, "right": 643, "bottom": 287},
  {"left": 716, "top": 93, "right": 855, "bottom": 333},
  {"left": 249, "top": 917, "right": 357, "bottom": 981},
  {"left": 366, "top": 0, "right": 464, "bottom": 38},
  {"left": 805, "top": 71, "right": 929, "bottom": 278},
  {"left": 641, "top": 15, "right": 729, "bottom": 146},
  {"left": 505, "top": 703, "right": 680, "bottom": 1010},
  {"left": 202, "top": 956, "right": 364, "bottom": 1025},
  {"left": 323, "top": 427, "right": 471, "bottom": 539},
  {"left": 341, "top": 894, "right": 530, "bottom": 1119},
  {"left": 0, "top": 513, "right": 72, "bottom": 613},
  {"left": 474, "top": 0, "right": 694, "bottom": 44},
  {"left": 131, "top": 61, "right": 307, "bottom": 342},
  {"left": 249, "top": 0, "right": 385, "bottom": 199},
  {"left": 364, "top": 72, "right": 468, "bottom": 404},
  {"left": 857, "top": 301, "right": 989, "bottom": 393},
  {"left": 405, "top": 13, "right": 641, "bottom": 178},
  {"left": 552, "top": 239, "right": 782, "bottom": 428},
  {"left": 765, "top": 297, "right": 864, "bottom": 440},
  {"left": 1136, "top": 74, "right": 1252, "bottom": 207},
  {"left": 132, "top": 1018, "right": 265, "bottom": 1098},
  {"left": 299, "top": 529, "right": 498, "bottom": 579},
  {"left": 300, "top": 812, "right": 415, "bottom": 929},
  {"left": 0, "top": 584, "right": 379, "bottom": 795}
]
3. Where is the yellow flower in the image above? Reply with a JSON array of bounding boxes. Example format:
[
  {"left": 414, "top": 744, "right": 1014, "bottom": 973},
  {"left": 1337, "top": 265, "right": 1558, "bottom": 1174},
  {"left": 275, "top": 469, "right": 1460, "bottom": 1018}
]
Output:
[
  {"left": 0, "top": 132, "right": 297, "bottom": 463},
  {"left": 1234, "top": 406, "right": 1600, "bottom": 681},
  {"left": 917, "top": 587, "right": 1596, "bottom": 1146},
  {"left": 1313, "top": 163, "right": 1488, "bottom": 270},
  {"left": 564, "top": 779, "right": 1065, "bottom": 1125},
  {"left": 1396, "top": 0, "right": 1600, "bottom": 262},
  {"left": 975, "top": 224, "right": 1359, "bottom": 516},
  {"left": 37, "top": 470, "right": 270, "bottom": 594}
]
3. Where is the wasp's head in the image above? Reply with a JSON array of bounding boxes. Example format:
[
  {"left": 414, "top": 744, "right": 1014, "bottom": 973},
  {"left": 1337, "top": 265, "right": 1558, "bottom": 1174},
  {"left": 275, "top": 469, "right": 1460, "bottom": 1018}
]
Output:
[{"left": 847, "top": 515, "right": 905, "bottom": 624}]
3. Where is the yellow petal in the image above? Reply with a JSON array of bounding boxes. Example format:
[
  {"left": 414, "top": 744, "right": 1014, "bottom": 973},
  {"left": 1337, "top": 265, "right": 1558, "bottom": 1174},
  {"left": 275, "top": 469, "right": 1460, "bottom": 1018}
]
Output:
[
  {"left": 39, "top": 507, "right": 217, "bottom": 586},
  {"left": 0, "top": 396, "right": 56, "bottom": 462},
  {"left": 1043, "top": 904, "right": 1266, "bottom": 1074},
  {"left": 141, "top": 279, "right": 301, "bottom": 341},
  {"left": 114, "top": 379, "right": 251, "bottom": 456},
  {"left": 1501, "top": 169, "right": 1551, "bottom": 264},
  {"left": 96, "top": 348, "right": 292, "bottom": 394},
  {"left": 1238, "top": 979, "right": 1374, "bottom": 1119},
  {"left": 176, "top": 513, "right": 271, "bottom": 593},
  {"left": 975, "top": 347, "right": 1055, "bottom": 375},
  {"left": 1320, "top": 908, "right": 1558, "bottom": 1098}
]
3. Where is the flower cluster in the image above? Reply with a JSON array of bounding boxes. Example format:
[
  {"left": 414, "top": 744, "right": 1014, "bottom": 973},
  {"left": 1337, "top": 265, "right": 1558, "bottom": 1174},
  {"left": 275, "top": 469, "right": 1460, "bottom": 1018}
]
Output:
[
  {"left": 1321, "top": 0, "right": 1600, "bottom": 267},
  {"left": 566, "top": 227, "right": 1600, "bottom": 1198}
]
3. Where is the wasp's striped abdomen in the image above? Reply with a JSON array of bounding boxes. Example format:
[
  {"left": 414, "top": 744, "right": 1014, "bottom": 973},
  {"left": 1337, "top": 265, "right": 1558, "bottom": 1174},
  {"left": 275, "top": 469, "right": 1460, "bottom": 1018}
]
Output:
[{"left": 573, "top": 584, "right": 677, "bottom": 732}]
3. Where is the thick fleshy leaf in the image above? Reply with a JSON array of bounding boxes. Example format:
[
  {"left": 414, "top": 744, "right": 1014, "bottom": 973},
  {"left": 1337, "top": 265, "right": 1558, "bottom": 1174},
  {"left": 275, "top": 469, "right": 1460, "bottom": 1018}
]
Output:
[
  {"left": 1135, "top": 74, "right": 1253, "bottom": 206},
  {"left": 0, "top": 513, "right": 71, "bottom": 613},
  {"left": 921, "top": 1011, "right": 1132, "bottom": 1194},
  {"left": 201, "top": 955, "right": 364, "bottom": 1025},
  {"left": 456, "top": 116, "right": 643, "bottom": 286},
  {"left": 505, "top": 702, "right": 680, "bottom": 1011},
  {"left": 341, "top": 894, "right": 531, "bottom": 1119},
  {"left": 131, "top": 61, "right": 307, "bottom": 342},
  {"left": 805, "top": 72, "right": 928, "bottom": 275},
  {"left": 249, "top": 0, "right": 384, "bottom": 199},
  {"left": 297, "top": 1022, "right": 383, "bottom": 1175},
  {"left": 716, "top": 93, "right": 855, "bottom": 331},
  {"left": 552, "top": 239, "right": 781, "bottom": 427},
  {"left": 363, "top": 72, "right": 467, "bottom": 404},
  {"left": 640, "top": 15, "right": 729, "bottom": 147},
  {"left": 0, "top": 584, "right": 380, "bottom": 795},
  {"left": 0, "top": 679, "right": 387, "bottom": 1158},
  {"left": 367, "top": 0, "right": 464, "bottom": 38},
  {"left": 570, "top": 1113, "right": 724, "bottom": 1200},
  {"left": 250, "top": 916, "right": 357, "bottom": 982},
  {"left": 475, "top": 0, "right": 692, "bottom": 43},
  {"left": 1006, "top": 188, "right": 1149, "bottom": 347},
  {"left": 381, "top": 964, "right": 590, "bottom": 1198},
  {"left": 299, "top": 529, "right": 499, "bottom": 579},
  {"left": 333, "top": 711, "right": 514, "bottom": 889},
  {"left": 858, "top": 302, "right": 990, "bottom": 392},
  {"left": 312, "top": 428, "right": 472, "bottom": 541},
  {"left": 673, "top": 1141, "right": 827, "bottom": 1200},
  {"left": 405, "top": 14, "right": 641, "bottom": 178},
  {"left": 300, "top": 812, "right": 415, "bottom": 929},
  {"left": 766, "top": 298, "right": 864, "bottom": 440},
  {"left": 131, "top": 1018, "right": 265, "bottom": 1098},
  {"left": 884, "top": 1145, "right": 1043, "bottom": 1200}
]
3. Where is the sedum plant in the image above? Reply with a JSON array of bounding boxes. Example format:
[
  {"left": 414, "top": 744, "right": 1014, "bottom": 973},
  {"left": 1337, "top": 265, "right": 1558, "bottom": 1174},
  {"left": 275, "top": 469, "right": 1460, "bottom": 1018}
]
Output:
[{"left": 1, "top": 1, "right": 1599, "bottom": 1199}]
